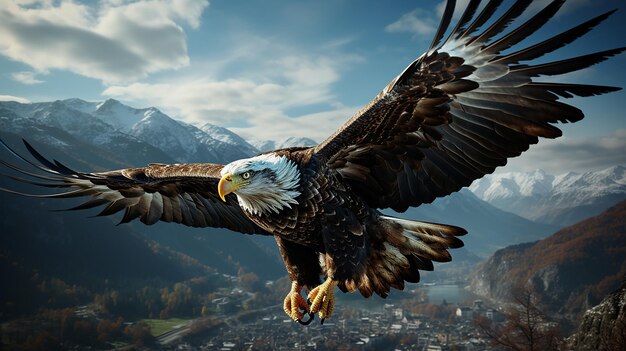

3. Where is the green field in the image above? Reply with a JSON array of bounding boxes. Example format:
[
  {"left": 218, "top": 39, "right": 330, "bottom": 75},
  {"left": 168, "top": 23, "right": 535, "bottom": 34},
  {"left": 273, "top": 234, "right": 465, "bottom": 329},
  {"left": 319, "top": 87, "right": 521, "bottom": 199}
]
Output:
[{"left": 139, "top": 318, "right": 192, "bottom": 336}]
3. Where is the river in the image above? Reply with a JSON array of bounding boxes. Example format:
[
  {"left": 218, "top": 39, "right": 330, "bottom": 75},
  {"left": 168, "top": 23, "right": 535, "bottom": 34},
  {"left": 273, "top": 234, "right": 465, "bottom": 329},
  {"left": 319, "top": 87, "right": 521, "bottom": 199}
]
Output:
[{"left": 340, "top": 284, "right": 481, "bottom": 311}]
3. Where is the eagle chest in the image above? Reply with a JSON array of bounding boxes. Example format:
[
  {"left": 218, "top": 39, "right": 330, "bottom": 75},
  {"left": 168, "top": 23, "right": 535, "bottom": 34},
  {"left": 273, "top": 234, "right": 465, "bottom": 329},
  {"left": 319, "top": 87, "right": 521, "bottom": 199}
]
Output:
[{"left": 252, "top": 167, "right": 330, "bottom": 248}]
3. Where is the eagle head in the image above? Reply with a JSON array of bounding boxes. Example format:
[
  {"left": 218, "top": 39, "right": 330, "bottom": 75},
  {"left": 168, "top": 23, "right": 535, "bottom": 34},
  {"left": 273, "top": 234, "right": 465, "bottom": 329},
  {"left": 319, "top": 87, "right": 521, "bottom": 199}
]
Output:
[{"left": 218, "top": 154, "right": 301, "bottom": 215}]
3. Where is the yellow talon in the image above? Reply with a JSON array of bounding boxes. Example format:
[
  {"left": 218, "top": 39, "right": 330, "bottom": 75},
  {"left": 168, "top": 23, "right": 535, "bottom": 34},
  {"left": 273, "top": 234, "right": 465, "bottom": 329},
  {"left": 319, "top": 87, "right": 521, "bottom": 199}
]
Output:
[
  {"left": 283, "top": 281, "right": 310, "bottom": 321},
  {"left": 308, "top": 278, "right": 337, "bottom": 321}
]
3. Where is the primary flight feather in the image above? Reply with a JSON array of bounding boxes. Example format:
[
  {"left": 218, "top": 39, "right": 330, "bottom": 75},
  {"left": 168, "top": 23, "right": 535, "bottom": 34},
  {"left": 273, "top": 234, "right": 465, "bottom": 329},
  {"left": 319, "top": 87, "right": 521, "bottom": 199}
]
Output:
[{"left": 1, "top": 0, "right": 623, "bottom": 324}]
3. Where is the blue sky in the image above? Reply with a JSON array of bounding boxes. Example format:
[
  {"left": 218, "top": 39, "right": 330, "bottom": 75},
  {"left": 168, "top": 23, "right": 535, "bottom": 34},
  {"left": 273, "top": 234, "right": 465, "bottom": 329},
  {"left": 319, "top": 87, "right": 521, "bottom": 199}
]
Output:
[{"left": 0, "top": 0, "right": 624, "bottom": 173}]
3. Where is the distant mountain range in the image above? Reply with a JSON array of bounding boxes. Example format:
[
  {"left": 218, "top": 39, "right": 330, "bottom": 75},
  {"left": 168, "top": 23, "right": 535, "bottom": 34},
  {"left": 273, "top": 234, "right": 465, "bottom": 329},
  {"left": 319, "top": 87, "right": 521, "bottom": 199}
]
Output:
[
  {"left": 469, "top": 200, "right": 626, "bottom": 322},
  {"left": 251, "top": 137, "right": 317, "bottom": 152},
  {"left": 470, "top": 167, "right": 626, "bottom": 226},
  {"left": 0, "top": 98, "right": 619, "bottom": 289},
  {"left": 0, "top": 98, "right": 322, "bottom": 166}
]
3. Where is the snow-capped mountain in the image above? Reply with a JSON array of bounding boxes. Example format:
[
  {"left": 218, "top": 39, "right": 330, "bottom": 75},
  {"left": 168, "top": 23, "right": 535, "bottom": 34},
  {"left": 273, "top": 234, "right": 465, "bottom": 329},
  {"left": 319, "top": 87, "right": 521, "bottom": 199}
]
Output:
[
  {"left": 129, "top": 109, "right": 211, "bottom": 162},
  {"left": 91, "top": 98, "right": 254, "bottom": 163},
  {"left": 470, "top": 169, "right": 554, "bottom": 201},
  {"left": 469, "top": 166, "right": 626, "bottom": 226},
  {"left": 199, "top": 123, "right": 259, "bottom": 158},
  {"left": 92, "top": 98, "right": 149, "bottom": 132},
  {"left": 62, "top": 98, "right": 100, "bottom": 114},
  {"left": 0, "top": 99, "right": 176, "bottom": 167},
  {"left": 251, "top": 136, "right": 317, "bottom": 152},
  {"left": 0, "top": 98, "right": 259, "bottom": 165}
]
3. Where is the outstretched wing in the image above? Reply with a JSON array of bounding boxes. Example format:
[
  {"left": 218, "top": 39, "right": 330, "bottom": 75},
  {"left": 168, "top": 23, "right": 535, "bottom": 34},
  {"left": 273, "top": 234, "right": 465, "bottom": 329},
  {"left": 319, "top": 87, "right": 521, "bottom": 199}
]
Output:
[
  {"left": 0, "top": 139, "right": 267, "bottom": 234},
  {"left": 314, "top": 0, "right": 624, "bottom": 212}
]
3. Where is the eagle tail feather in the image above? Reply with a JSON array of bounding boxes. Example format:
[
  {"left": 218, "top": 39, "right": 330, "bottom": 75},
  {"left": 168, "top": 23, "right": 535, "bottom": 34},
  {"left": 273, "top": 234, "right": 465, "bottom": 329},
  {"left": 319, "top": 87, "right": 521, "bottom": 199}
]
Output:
[{"left": 355, "top": 216, "right": 465, "bottom": 298}]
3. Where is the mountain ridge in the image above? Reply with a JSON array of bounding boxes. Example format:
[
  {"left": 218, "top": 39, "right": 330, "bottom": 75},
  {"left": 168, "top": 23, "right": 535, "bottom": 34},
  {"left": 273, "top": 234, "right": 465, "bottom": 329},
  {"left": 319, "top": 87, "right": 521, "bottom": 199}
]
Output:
[
  {"left": 469, "top": 166, "right": 626, "bottom": 226},
  {"left": 0, "top": 99, "right": 261, "bottom": 165}
]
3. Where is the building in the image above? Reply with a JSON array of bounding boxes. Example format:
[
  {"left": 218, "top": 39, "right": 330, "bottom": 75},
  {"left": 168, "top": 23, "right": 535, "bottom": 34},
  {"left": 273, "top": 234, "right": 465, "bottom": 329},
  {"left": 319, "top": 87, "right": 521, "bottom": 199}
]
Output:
[{"left": 456, "top": 307, "right": 474, "bottom": 320}]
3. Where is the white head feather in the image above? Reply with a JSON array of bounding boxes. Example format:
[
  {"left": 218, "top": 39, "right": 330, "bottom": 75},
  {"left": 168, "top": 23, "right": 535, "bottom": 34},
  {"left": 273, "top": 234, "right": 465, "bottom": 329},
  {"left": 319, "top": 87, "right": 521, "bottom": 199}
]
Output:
[{"left": 221, "top": 154, "right": 301, "bottom": 216}]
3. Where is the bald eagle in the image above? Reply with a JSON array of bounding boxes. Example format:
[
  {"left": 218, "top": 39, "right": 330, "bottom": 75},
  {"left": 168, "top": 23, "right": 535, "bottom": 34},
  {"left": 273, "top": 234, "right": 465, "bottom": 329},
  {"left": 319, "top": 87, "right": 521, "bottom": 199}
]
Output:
[{"left": 1, "top": 0, "right": 624, "bottom": 324}]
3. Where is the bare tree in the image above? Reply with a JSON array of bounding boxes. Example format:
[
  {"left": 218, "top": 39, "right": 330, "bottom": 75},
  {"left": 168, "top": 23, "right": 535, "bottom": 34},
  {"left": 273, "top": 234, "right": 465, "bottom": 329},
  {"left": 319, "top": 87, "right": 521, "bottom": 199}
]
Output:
[{"left": 475, "top": 285, "right": 561, "bottom": 351}]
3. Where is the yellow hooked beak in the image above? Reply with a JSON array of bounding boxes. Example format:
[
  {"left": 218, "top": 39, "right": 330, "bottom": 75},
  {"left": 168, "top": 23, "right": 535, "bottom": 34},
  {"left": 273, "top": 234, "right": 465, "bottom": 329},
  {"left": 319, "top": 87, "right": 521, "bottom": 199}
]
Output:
[{"left": 218, "top": 173, "right": 249, "bottom": 202}]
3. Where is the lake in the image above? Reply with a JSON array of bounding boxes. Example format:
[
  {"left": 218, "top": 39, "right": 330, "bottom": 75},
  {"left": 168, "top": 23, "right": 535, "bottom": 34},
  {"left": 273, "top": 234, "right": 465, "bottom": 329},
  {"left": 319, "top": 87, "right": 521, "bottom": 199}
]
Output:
[{"left": 423, "top": 284, "right": 480, "bottom": 305}]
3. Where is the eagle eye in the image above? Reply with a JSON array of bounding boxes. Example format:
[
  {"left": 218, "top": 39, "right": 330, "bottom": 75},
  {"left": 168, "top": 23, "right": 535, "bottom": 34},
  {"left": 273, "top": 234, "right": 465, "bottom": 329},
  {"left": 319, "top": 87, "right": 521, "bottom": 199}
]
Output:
[{"left": 241, "top": 171, "right": 251, "bottom": 180}]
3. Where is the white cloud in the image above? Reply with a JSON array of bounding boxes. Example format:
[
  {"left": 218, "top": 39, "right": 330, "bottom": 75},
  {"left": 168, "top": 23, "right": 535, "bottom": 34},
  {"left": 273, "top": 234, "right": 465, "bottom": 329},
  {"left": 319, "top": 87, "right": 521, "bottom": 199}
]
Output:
[
  {"left": 0, "top": 95, "right": 31, "bottom": 103},
  {"left": 11, "top": 71, "right": 44, "bottom": 85},
  {"left": 232, "top": 106, "right": 358, "bottom": 143},
  {"left": 0, "top": 0, "right": 209, "bottom": 84},
  {"left": 102, "top": 33, "right": 363, "bottom": 141},
  {"left": 385, "top": 9, "right": 437, "bottom": 37},
  {"left": 501, "top": 129, "right": 626, "bottom": 174}
]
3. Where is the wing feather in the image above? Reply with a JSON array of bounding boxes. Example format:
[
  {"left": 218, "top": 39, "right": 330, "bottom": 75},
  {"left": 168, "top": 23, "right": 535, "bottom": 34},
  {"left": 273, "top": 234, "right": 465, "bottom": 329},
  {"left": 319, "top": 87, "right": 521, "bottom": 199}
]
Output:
[
  {"left": 466, "top": 0, "right": 533, "bottom": 47},
  {"left": 460, "top": 0, "right": 504, "bottom": 38},
  {"left": 314, "top": 0, "right": 623, "bottom": 211},
  {"left": 443, "top": 0, "right": 481, "bottom": 46},
  {"left": 510, "top": 48, "right": 625, "bottom": 77},
  {"left": 0, "top": 139, "right": 267, "bottom": 234},
  {"left": 493, "top": 9, "right": 618, "bottom": 64},
  {"left": 428, "top": 0, "right": 456, "bottom": 54},
  {"left": 481, "top": 0, "right": 564, "bottom": 55}
]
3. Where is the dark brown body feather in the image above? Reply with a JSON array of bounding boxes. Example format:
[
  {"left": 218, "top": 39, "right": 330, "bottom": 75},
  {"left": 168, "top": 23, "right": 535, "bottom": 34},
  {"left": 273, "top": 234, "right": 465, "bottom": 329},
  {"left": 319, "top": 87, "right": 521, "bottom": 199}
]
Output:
[{"left": 262, "top": 149, "right": 465, "bottom": 297}]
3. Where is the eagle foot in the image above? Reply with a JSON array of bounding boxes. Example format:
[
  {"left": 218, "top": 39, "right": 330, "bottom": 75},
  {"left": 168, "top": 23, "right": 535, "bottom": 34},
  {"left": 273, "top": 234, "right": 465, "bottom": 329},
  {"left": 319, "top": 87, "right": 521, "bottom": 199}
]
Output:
[
  {"left": 307, "top": 277, "right": 337, "bottom": 323},
  {"left": 283, "top": 282, "right": 311, "bottom": 323}
]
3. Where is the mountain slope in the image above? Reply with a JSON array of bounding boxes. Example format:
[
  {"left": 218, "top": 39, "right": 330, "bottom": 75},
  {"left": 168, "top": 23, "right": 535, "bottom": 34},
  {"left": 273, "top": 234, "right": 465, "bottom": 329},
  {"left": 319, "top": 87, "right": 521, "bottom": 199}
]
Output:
[
  {"left": 470, "top": 200, "right": 626, "bottom": 320},
  {"left": 470, "top": 167, "right": 626, "bottom": 226},
  {"left": 0, "top": 156, "right": 209, "bottom": 319}
]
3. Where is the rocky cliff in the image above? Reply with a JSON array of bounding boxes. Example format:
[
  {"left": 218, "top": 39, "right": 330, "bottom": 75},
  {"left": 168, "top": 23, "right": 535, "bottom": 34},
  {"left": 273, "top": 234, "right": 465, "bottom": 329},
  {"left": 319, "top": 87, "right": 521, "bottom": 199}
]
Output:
[{"left": 567, "top": 279, "right": 626, "bottom": 350}]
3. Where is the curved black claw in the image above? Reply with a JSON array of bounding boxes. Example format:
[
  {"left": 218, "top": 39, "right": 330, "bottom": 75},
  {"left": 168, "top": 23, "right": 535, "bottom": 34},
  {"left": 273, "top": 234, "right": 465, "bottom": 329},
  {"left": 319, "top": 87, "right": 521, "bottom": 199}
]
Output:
[
  {"left": 296, "top": 312, "right": 315, "bottom": 325},
  {"left": 320, "top": 317, "right": 326, "bottom": 325}
]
